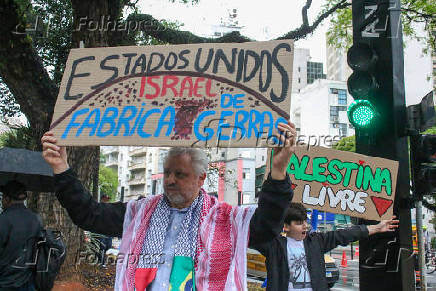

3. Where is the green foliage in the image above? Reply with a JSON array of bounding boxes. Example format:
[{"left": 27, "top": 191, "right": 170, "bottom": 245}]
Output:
[
  {"left": 325, "top": 2, "right": 352, "bottom": 49},
  {"left": 332, "top": 135, "right": 356, "bottom": 152},
  {"left": 0, "top": 79, "right": 20, "bottom": 118},
  {"left": 99, "top": 165, "right": 118, "bottom": 201},
  {"left": 423, "top": 107, "right": 436, "bottom": 134},
  {"left": 30, "top": 0, "right": 73, "bottom": 85},
  {"left": 327, "top": 0, "right": 436, "bottom": 52},
  {"left": 424, "top": 126, "right": 436, "bottom": 134},
  {"left": 0, "top": 0, "right": 73, "bottom": 117},
  {"left": 135, "top": 18, "right": 184, "bottom": 45},
  {"left": 0, "top": 126, "right": 37, "bottom": 150}
]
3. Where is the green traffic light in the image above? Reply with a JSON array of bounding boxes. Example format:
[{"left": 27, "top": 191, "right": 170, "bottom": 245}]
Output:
[{"left": 347, "top": 100, "right": 377, "bottom": 129}]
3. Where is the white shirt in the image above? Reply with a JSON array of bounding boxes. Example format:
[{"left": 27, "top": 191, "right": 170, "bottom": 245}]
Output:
[{"left": 286, "top": 237, "right": 313, "bottom": 291}]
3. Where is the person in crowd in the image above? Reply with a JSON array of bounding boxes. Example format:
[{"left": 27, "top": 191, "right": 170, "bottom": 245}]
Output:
[
  {"left": 0, "top": 181, "right": 41, "bottom": 291},
  {"left": 41, "top": 120, "right": 296, "bottom": 291},
  {"left": 251, "top": 202, "right": 399, "bottom": 291}
]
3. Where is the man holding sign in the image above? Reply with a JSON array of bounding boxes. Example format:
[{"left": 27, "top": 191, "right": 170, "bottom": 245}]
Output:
[{"left": 41, "top": 120, "right": 296, "bottom": 291}]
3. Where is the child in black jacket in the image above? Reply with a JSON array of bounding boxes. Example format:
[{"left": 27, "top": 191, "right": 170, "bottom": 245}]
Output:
[{"left": 251, "top": 202, "right": 399, "bottom": 291}]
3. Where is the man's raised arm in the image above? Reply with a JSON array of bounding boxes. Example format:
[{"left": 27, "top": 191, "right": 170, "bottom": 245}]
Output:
[
  {"left": 249, "top": 121, "right": 296, "bottom": 250},
  {"left": 42, "top": 132, "right": 125, "bottom": 237}
]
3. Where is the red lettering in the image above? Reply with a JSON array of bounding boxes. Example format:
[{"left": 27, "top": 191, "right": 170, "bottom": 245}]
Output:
[
  {"left": 205, "top": 78, "right": 217, "bottom": 97},
  {"left": 139, "top": 77, "right": 146, "bottom": 97},
  {"left": 179, "top": 77, "right": 194, "bottom": 97},
  {"left": 193, "top": 77, "right": 205, "bottom": 97},
  {"left": 146, "top": 76, "right": 160, "bottom": 99},
  {"left": 161, "top": 75, "right": 179, "bottom": 97}
]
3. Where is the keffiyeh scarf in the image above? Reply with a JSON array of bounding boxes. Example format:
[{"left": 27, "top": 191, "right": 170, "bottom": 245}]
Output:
[{"left": 115, "top": 189, "right": 256, "bottom": 291}]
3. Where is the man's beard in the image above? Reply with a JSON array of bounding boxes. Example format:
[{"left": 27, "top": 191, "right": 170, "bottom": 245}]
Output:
[{"left": 164, "top": 192, "right": 187, "bottom": 206}]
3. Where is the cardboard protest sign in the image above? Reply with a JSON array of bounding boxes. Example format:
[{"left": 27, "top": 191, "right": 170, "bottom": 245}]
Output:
[
  {"left": 50, "top": 40, "right": 294, "bottom": 147},
  {"left": 288, "top": 146, "right": 398, "bottom": 221}
]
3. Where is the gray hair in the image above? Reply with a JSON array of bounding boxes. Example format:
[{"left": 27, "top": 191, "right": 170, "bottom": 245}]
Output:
[{"left": 165, "top": 147, "right": 209, "bottom": 175}]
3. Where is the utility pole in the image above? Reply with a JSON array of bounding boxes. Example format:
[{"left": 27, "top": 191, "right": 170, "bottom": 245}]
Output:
[
  {"left": 348, "top": 1, "right": 415, "bottom": 290},
  {"left": 415, "top": 200, "right": 427, "bottom": 290}
]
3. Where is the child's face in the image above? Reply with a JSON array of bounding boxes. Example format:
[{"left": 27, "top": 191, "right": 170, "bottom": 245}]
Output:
[{"left": 284, "top": 220, "right": 308, "bottom": 241}]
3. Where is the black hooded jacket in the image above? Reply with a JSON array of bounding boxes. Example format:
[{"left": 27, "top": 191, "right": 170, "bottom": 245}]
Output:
[{"left": 0, "top": 204, "right": 42, "bottom": 289}]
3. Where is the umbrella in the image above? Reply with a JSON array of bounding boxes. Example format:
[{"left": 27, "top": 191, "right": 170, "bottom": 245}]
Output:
[{"left": 0, "top": 147, "right": 54, "bottom": 192}]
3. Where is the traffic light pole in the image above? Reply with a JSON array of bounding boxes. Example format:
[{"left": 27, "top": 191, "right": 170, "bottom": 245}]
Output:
[
  {"left": 415, "top": 200, "right": 427, "bottom": 290},
  {"left": 351, "top": 1, "right": 415, "bottom": 290}
]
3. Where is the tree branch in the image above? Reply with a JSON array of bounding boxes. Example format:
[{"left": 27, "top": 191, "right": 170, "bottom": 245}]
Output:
[
  {"left": 0, "top": 0, "right": 57, "bottom": 136},
  {"left": 124, "top": 0, "right": 349, "bottom": 45},
  {"left": 301, "top": 0, "right": 313, "bottom": 27},
  {"left": 122, "top": 13, "right": 252, "bottom": 45},
  {"left": 278, "top": 0, "right": 350, "bottom": 40},
  {"left": 402, "top": 8, "right": 435, "bottom": 20}
]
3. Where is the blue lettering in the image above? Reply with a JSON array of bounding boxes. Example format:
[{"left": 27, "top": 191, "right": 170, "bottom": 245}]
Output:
[
  {"left": 130, "top": 103, "right": 146, "bottom": 136},
  {"left": 194, "top": 110, "right": 216, "bottom": 141},
  {"left": 97, "top": 107, "right": 118, "bottom": 137},
  {"left": 220, "top": 94, "right": 233, "bottom": 108},
  {"left": 138, "top": 108, "right": 160, "bottom": 138},
  {"left": 233, "top": 94, "right": 244, "bottom": 108},
  {"left": 76, "top": 108, "right": 101, "bottom": 136},
  {"left": 155, "top": 106, "right": 175, "bottom": 137},
  {"left": 247, "top": 110, "right": 261, "bottom": 138},
  {"left": 217, "top": 111, "right": 233, "bottom": 141},
  {"left": 259, "top": 111, "right": 274, "bottom": 139},
  {"left": 61, "top": 108, "right": 90, "bottom": 139},
  {"left": 114, "top": 106, "right": 137, "bottom": 136},
  {"left": 232, "top": 110, "right": 249, "bottom": 139}
]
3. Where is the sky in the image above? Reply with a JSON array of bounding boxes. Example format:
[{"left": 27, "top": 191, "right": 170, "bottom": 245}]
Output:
[
  {"left": 139, "top": 0, "right": 434, "bottom": 105},
  {"left": 140, "top": 0, "right": 329, "bottom": 64}
]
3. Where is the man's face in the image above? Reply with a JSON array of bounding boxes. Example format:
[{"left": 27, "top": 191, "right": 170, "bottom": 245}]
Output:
[
  {"left": 284, "top": 220, "right": 309, "bottom": 241},
  {"left": 163, "top": 154, "right": 206, "bottom": 209}
]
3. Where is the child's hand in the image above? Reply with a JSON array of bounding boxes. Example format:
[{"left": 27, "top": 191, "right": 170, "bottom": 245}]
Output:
[{"left": 368, "top": 216, "right": 399, "bottom": 235}]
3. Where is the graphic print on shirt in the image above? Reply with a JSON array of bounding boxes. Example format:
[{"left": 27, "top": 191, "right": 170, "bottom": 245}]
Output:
[
  {"left": 289, "top": 253, "right": 311, "bottom": 288},
  {"left": 287, "top": 238, "right": 311, "bottom": 290}
]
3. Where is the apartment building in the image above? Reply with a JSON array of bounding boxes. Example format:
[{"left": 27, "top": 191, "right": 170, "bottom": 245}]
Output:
[{"left": 295, "top": 79, "right": 355, "bottom": 147}]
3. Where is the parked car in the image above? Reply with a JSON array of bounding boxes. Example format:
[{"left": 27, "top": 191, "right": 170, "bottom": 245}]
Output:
[{"left": 246, "top": 248, "right": 339, "bottom": 288}]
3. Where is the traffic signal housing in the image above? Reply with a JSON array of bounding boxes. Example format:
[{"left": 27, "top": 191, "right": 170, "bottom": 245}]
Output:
[
  {"left": 411, "top": 134, "right": 436, "bottom": 197},
  {"left": 346, "top": 43, "right": 380, "bottom": 131}
]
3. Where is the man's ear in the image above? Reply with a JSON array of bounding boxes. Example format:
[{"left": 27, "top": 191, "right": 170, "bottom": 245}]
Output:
[
  {"left": 198, "top": 172, "right": 206, "bottom": 187},
  {"left": 283, "top": 223, "right": 291, "bottom": 232}
]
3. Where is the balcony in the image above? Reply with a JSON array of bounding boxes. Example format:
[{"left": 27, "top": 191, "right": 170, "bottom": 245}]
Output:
[
  {"left": 102, "top": 146, "right": 119, "bottom": 155},
  {"left": 129, "top": 147, "right": 147, "bottom": 157},
  {"left": 105, "top": 158, "right": 118, "bottom": 168},
  {"left": 128, "top": 160, "right": 146, "bottom": 170},
  {"left": 129, "top": 176, "right": 146, "bottom": 185}
]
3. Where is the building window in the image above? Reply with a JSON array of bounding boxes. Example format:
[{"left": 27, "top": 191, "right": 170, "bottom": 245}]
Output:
[
  {"left": 298, "top": 66, "right": 301, "bottom": 72},
  {"left": 330, "top": 106, "right": 339, "bottom": 122},
  {"left": 298, "top": 77, "right": 301, "bottom": 83},
  {"left": 330, "top": 106, "right": 347, "bottom": 122},
  {"left": 338, "top": 89, "right": 347, "bottom": 105},
  {"left": 339, "top": 123, "right": 347, "bottom": 136},
  {"left": 307, "top": 61, "right": 326, "bottom": 84},
  {"left": 330, "top": 88, "right": 339, "bottom": 94},
  {"left": 243, "top": 168, "right": 250, "bottom": 179}
]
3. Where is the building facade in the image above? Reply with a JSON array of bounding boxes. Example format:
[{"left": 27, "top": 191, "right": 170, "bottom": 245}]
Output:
[
  {"left": 326, "top": 44, "right": 352, "bottom": 82},
  {"left": 296, "top": 79, "right": 355, "bottom": 147},
  {"left": 101, "top": 146, "right": 130, "bottom": 201}
]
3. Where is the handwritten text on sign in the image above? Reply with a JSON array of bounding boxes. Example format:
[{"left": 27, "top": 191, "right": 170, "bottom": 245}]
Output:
[
  {"left": 289, "top": 146, "right": 398, "bottom": 221},
  {"left": 51, "top": 40, "right": 294, "bottom": 147}
]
